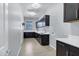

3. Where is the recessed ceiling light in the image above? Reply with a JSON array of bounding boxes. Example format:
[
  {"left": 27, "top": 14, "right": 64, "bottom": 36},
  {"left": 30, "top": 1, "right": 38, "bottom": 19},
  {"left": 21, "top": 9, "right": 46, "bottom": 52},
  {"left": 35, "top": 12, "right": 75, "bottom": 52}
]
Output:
[{"left": 32, "top": 3, "right": 41, "bottom": 9}]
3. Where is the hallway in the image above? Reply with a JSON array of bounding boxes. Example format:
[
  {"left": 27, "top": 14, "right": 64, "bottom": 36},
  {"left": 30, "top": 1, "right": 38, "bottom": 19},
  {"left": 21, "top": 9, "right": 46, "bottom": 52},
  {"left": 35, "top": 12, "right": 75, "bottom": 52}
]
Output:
[{"left": 19, "top": 38, "right": 56, "bottom": 56}]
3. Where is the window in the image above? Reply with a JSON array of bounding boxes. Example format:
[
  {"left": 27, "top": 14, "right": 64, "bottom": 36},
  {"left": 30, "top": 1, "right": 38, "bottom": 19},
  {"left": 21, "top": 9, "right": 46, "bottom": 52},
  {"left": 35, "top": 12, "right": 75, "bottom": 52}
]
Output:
[{"left": 24, "top": 21, "right": 33, "bottom": 30}]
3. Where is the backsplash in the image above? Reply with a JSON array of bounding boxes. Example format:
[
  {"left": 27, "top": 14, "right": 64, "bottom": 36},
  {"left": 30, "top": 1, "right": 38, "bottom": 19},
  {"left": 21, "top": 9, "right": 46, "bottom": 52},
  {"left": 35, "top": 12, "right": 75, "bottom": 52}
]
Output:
[{"left": 36, "top": 26, "right": 49, "bottom": 33}]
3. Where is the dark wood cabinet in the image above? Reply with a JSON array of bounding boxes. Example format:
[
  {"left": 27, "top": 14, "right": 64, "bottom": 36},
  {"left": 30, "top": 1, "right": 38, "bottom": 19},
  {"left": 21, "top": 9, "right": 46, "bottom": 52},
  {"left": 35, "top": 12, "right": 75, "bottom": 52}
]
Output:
[
  {"left": 69, "top": 45, "right": 79, "bottom": 56},
  {"left": 69, "top": 50, "right": 79, "bottom": 56},
  {"left": 44, "top": 15, "right": 50, "bottom": 26},
  {"left": 24, "top": 32, "right": 49, "bottom": 46},
  {"left": 24, "top": 32, "right": 35, "bottom": 38},
  {"left": 57, "top": 40, "right": 79, "bottom": 56},
  {"left": 36, "top": 15, "right": 50, "bottom": 28},
  {"left": 35, "top": 33, "right": 49, "bottom": 45},
  {"left": 40, "top": 34, "right": 49, "bottom": 45},
  {"left": 56, "top": 41, "right": 69, "bottom": 56},
  {"left": 64, "top": 3, "right": 79, "bottom": 22}
]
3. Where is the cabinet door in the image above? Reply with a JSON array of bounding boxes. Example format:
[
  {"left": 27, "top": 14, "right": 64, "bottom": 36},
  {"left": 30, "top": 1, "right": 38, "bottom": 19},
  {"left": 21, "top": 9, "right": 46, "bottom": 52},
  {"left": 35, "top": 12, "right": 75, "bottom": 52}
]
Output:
[
  {"left": 45, "top": 15, "right": 50, "bottom": 26},
  {"left": 56, "top": 41, "right": 69, "bottom": 56},
  {"left": 69, "top": 51, "right": 79, "bottom": 56},
  {"left": 69, "top": 45, "right": 79, "bottom": 56},
  {"left": 41, "top": 35, "right": 49, "bottom": 45},
  {"left": 64, "top": 3, "right": 79, "bottom": 22}
]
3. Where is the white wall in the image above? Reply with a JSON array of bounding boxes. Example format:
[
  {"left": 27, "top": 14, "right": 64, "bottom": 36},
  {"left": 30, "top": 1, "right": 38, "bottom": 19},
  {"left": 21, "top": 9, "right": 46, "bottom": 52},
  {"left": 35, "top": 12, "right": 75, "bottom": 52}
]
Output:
[
  {"left": 8, "top": 3, "right": 23, "bottom": 56},
  {"left": 71, "top": 23, "right": 79, "bottom": 36},
  {"left": 0, "top": 3, "right": 8, "bottom": 56},
  {"left": 45, "top": 3, "right": 71, "bottom": 48},
  {"left": 0, "top": 3, "right": 4, "bottom": 49},
  {"left": 4, "top": 3, "right": 8, "bottom": 55}
]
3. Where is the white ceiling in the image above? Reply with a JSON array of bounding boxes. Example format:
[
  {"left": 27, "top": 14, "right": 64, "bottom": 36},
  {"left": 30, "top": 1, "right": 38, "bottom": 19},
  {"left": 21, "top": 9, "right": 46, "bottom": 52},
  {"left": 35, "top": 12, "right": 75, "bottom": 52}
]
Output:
[{"left": 20, "top": 3, "right": 55, "bottom": 20}]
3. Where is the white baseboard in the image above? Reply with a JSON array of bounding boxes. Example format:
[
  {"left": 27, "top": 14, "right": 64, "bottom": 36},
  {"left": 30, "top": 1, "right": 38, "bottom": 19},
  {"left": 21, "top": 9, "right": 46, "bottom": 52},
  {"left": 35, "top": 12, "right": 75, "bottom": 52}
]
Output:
[
  {"left": 17, "top": 46, "right": 22, "bottom": 56},
  {"left": 17, "top": 39, "right": 23, "bottom": 56}
]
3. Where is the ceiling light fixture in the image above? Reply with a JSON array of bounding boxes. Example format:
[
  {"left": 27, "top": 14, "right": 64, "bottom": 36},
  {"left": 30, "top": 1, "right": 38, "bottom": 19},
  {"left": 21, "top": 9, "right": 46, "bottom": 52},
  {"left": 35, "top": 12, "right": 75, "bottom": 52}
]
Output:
[{"left": 32, "top": 3, "right": 41, "bottom": 9}]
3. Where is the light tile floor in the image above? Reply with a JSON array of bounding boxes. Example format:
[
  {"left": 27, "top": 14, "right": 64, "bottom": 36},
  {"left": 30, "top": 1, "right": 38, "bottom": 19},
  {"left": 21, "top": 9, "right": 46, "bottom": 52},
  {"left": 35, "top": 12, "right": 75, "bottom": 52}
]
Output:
[{"left": 19, "top": 38, "right": 56, "bottom": 56}]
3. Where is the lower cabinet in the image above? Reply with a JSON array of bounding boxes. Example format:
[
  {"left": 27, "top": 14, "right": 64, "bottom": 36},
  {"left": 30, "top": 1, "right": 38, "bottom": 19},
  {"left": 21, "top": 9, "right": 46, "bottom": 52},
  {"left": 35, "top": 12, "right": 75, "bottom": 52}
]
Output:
[
  {"left": 69, "top": 45, "right": 79, "bottom": 56},
  {"left": 69, "top": 51, "right": 79, "bottom": 56},
  {"left": 24, "top": 32, "right": 49, "bottom": 46},
  {"left": 24, "top": 32, "right": 35, "bottom": 38},
  {"left": 56, "top": 41, "right": 69, "bottom": 56},
  {"left": 35, "top": 34, "right": 49, "bottom": 46},
  {"left": 56, "top": 40, "right": 79, "bottom": 56},
  {"left": 40, "top": 35, "right": 49, "bottom": 45}
]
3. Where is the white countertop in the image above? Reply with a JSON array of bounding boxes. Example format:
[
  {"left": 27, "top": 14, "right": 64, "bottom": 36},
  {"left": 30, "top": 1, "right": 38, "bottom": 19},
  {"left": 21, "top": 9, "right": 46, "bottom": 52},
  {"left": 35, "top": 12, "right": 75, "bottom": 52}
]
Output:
[
  {"left": 35, "top": 31, "right": 49, "bottom": 35},
  {"left": 23, "top": 30, "right": 49, "bottom": 34},
  {"left": 23, "top": 30, "right": 35, "bottom": 32},
  {"left": 56, "top": 35, "right": 79, "bottom": 48}
]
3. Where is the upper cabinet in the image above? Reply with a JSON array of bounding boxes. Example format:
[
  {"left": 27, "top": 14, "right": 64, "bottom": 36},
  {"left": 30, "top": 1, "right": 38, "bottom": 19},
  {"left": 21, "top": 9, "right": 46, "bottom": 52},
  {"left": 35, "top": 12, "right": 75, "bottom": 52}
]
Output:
[
  {"left": 64, "top": 3, "right": 79, "bottom": 23},
  {"left": 36, "top": 15, "right": 50, "bottom": 28},
  {"left": 44, "top": 15, "right": 50, "bottom": 26}
]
